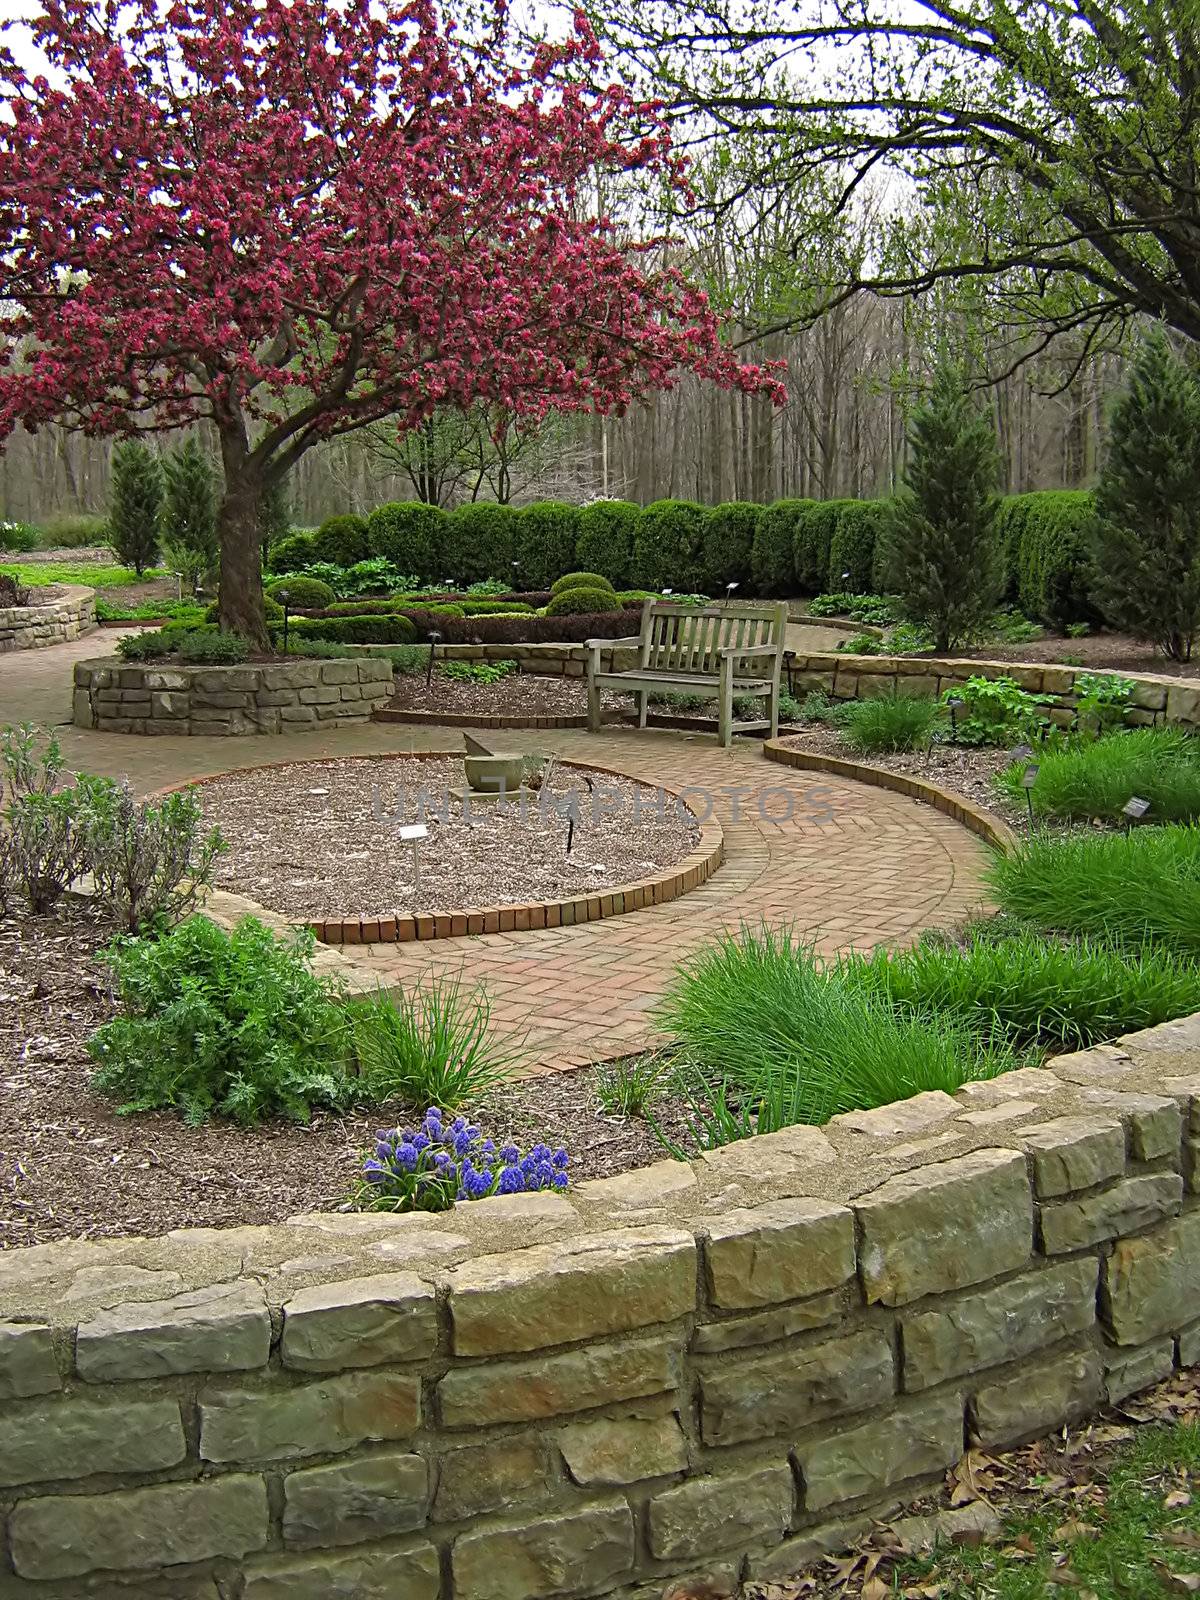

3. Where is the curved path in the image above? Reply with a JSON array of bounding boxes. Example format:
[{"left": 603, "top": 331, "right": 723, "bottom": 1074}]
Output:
[{"left": 2, "top": 635, "right": 994, "bottom": 1073}]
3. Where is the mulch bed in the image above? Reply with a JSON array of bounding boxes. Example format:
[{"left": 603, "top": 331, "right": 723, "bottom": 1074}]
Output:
[
  {"left": 197, "top": 755, "right": 700, "bottom": 921},
  {"left": 952, "top": 631, "right": 1200, "bottom": 680},
  {"left": 390, "top": 669, "right": 593, "bottom": 718},
  {"left": 0, "top": 905, "right": 685, "bottom": 1248},
  {"left": 776, "top": 728, "right": 1031, "bottom": 832}
]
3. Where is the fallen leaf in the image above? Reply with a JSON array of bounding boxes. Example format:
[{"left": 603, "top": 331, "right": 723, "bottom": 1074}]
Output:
[
  {"left": 1053, "top": 1519, "right": 1099, "bottom": 1541},
  {"left": 1164, "top": 1531, "right": 1200, "bottom": 1553},
  {"left": 861, "top": 1578, "right": 890, "bottom": 1600},
  {"left": 1151, "top": 1562, "right": 1200, "bottom": 1594},
  {"left": 1165, "top": 1490, "right": 1193, "bottom": 1509}
]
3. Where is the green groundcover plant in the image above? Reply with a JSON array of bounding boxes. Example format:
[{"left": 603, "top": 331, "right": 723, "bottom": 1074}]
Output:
[{"left": 836, "top": 691, "right": 942, "bottom": 754}]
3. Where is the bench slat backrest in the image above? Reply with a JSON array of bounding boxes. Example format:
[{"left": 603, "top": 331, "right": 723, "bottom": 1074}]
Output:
[{"left": 638, "top": 601, "right": 787, "bottom": 675}]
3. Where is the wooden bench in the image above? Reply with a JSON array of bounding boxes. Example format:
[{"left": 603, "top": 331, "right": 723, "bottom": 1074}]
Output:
[{"left": 587, "top": 600, "right": 790, "bottom": 747}]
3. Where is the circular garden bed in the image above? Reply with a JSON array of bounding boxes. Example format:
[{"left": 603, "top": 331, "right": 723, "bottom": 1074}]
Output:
[{"left": 188, "top": 753, "right": 722, "bottom": 941}]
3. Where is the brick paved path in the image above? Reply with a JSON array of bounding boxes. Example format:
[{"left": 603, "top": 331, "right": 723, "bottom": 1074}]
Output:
[{"left": 2, "top": 636, "right": 993, "bottom": 1073}]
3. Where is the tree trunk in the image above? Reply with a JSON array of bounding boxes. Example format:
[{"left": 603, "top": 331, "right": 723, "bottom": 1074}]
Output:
[{"left": 216, "top": 477, "right": 269, "bottom": 649}]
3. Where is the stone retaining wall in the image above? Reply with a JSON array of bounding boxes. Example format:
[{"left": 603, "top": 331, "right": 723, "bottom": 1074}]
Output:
[
  {"left": 787, "top": 650, "right": 1200, "bottom": 727},
  {"left": 2, "top": 1015, "right": 1199, "bottom": 1597},
  {"left": 71, "top": 656, "right": 394, "bottom": 735},
  {"left": 0, "top": 583, "right": 95, "bottom": 653}
]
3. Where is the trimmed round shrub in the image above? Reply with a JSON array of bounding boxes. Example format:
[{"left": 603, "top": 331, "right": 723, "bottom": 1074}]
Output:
[
  {"left": 791, "top": 501, "right": 841, "bottom": 594},
  {"left": 618, "top": 589, "right": 658, "bottom": 604},
  {"left": 265, "top": 575, "right": 335, "bottom": 610},
  {"left": 312, "top": 514, "right": 368, "bottom": 568},
  {"left": 266, "top": 531, "right": 317, "bottom": 573},
  {"left": 367, "top": 501, "right": 448, "bottom": 581},
  {"left": 453, "top": 503, "right": 517, "bottom": 584},
  {"left": 1012, "top": 490, "right": 1097, "bottom": 628},
  {"left": 750, "top": 499, "right": 810, "bottom": 595},
  {"left": 515, "top": 502, "right": 581, "bottom": 590},
  {"left": 701, "top": 501, "right": 760, "bottom": 593},
  {"left": 550, "top": 570, "right": 616, "bottom": 598},
  {"left": 828, "top": 501, "right": 888, "bottom": 594},
  {"left": 575, "top": 500, "right": 640, "bottom": 587},
  {"left": 630, "top": 499, "right": 707, "bottom": 592},
  {"left": 544, "top": 585, "right": 623, "bottom": 617}
]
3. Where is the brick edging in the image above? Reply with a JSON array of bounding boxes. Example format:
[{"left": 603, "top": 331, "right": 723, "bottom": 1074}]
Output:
[
  {"left": 152, "top": 752, "right": 725, "bottom": 946},
  {"left": 763, "top": 738, "right": 1018, "bottom": 853}
]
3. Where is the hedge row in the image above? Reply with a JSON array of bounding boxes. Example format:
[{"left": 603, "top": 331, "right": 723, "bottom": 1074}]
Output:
[
  {"left": 286, "top": 608, "right": 641, "bottom": 647},
  {"left": 272, "top": 491, "right": 1099, "bottom": 625}
]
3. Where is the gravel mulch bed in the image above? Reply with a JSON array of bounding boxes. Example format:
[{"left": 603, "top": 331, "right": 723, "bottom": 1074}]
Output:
[
  {"left": 0, "top": 906, "right": 687, "bottom": 1248},
  {"left": 198, "top": 755, "right": 701, "bottom": 922},
  {"left": 777, "top": 727, "right": 1029, "bottom": 832}
]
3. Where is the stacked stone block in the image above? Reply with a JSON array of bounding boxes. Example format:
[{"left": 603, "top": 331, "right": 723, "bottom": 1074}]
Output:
[
  {"left": 1, "top": 1022, "right": 1199, "bottom": 1598},
  {"left": 785, "top": 651, "right": 1200, "bottom": 730},
  {"left": 72, "top": 656, "right": 394, "bottom": 735},
  {"left": 0, "top": 584, "right": 96, "bottom": 652}
]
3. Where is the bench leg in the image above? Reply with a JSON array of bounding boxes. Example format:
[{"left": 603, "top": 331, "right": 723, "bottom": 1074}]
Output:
[
  {"left": 718, "top": 663, "right": 734, "bottom": 748},
  {"left": 587, "top": 669, "right": 601, "bottom": 731},
  {"left": 638, "top": 690, "right": 649, "bottom": 729},
  {"left": 768, "top": 681, "right": 780, "bottom": 740}
]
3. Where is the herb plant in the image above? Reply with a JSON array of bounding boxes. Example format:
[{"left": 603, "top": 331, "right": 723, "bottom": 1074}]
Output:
[
  {"left": 996, "top": 728, "right": 1200, "bottom": 823},
  {"left": 439, "top": 658, "right": 517, "bottom": 685},
  {"left": 837, "top": 691, "right": 942, "bottom": 754},
  {"left": 348, "top": 978, "right": 519, "bottom": 1107},
  {"left": 78, "top": 779, "right": 225, "bottom": 933},
  {"left": 945, "top": 674, "right": 1055, "bottom": 745},
  {"left": 88, "top": 916, "right": 355, "bottom": 1123}
]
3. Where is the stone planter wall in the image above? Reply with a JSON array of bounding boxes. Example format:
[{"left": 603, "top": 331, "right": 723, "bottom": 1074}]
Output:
[
  {"left": 71, "top": 656, "right": 394, "bottom": 736},
  {"left": 0, "top": 583, "right": 96, "bottom": 653},
  {"left": 426, "top": 641, "right": 639, "bottom": 679},
  {"left": 2, "top": 1014, "right": 1199, "bottom": 1597},
  {"left": 787, "top": 650, "right": 1200, "bottom": 727}
]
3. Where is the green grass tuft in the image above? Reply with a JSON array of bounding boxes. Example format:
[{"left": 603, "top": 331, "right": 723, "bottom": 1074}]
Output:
[
  {"left": 843, "top": 926, "right": 1200, "bottom": 1051},
  {"left": 996, "top": 727, "right": 1200, "bottom": 823},
  {"left": 836, "top": 690, "right": 943, "bottom": 753},
  {"left": 989, "top": 825, "right": 1200, "bottom": 957}
]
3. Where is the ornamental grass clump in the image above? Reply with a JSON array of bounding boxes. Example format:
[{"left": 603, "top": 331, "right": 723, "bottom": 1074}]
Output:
[
  {"left": 654, "top": 925, "right": 1015, "bottom": 1149},
  {"left": 836, "top": 691, "right": 942, "bottom": 754},
  {"left": 989, "top": 825, "right": 1200, "bottom": 958},
  {"left": 355, "top": 1107, "right": 569, "bottom": 1212},
  {"left": 996, "top": 727, "right": 1200, "bottom": 824}
]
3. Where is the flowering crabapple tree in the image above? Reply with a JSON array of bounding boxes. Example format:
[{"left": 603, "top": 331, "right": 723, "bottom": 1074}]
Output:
[{"left": 0, "top": 0, "right": 781, "bottom": 645}]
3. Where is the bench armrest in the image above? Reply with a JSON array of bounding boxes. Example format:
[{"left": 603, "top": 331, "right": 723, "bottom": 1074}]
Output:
[
  {"left": 718, "top": 643, "right": 781, "bottom": 661},
  {"left": 586, "top": 635, "right": 641, "bottom": 652}
]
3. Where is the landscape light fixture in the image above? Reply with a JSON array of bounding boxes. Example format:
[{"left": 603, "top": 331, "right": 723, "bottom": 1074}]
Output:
[
  {"left": 426, "top": 629, "right": 442, "bottom": 687},
  {"left": 662, "top": 588, "right": 673, "bottom": 600},
  {"left": 1021, "top": 762, "right": 1040, "bottom": 825},
  {"left": 725, "top": 582, "right": 739, "bottom": 605},
  {"left": 946, "top": 695, "right": 964, "bottom": 741},
  {"left": 278, "top": 589, "right": 291, "bottom": 653},
  {"left": 172, "top": 570, "right": 183, "bottom": 602}
]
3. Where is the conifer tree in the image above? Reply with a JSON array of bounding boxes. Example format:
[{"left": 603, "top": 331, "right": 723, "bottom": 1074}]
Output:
[
  {"left": 1093, "top": 329, "right": 1200, "bottom": 662},
  {"left": 108, "top": 439, "right": 162, "bottom": 577},
  {"left": 161, "top": 436, "right": 218, "bottom": 586},
  {"left": 880, "top": 363, "right": 1003, "bottom": 652}
]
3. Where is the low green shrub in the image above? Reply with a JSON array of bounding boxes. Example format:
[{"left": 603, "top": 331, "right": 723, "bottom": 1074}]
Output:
[
  {"left": 1011, "top": 489, "right": 1097, "bottom": 628},
  {"left": 618, "top": 589, "right": 658, "bottom": 605},
  {"left": 265, "top": 575, "right": 335, "bottom": 610},
  {"left": 347, "top": 978, "right": 519, "bottom": 1107},
  {"left": 1074, "top": 672, "right": 1134, "bottom": 736},
  {"left": 549, "top": 571, "right": 615, "bottom": 598},
  {"left": 544, "top": 585, "right": 622, "bottom": 616},
  {"left": 88, "top": 916, "right": 354, "bottom": 1124},
  {"left": 33, "top": 511, "right": 108, "bottom": 548},
  {"left": 702, "top": 501, "right": 760, "bottom": 593},
  {"left": 116, "top": 629, "right": 171, "bottom": 661},
  {"left": 654, "top": 926, "right": 1014, "bottom": 1144},
  {"left": 998, "top": 728, "right": 1200, "bottom": 823},
  {"left": 846, "top": 926, "right": 1200, "bottom": 1051},
  {"left": 837, "top": 632, "right": 886, "bottom": 655},
  {"left": 453, "top": 502, "right": 516, "bottom": 584},
  {"left": 289, "top": 613, "right": 418, "bottom": 645},
  {"left": 312, "top": 513, "right": 369, "bottom": 567},
  {"left": 266, "top": 531, "right": 317, "bottom": 573},
  {"left": 366, "top": 501, "right": 448, "bottom": 579},
  {"left": 78, "top": 779, "right": 225, "bottom": 934},
  {"left": 178, "top": 630, "right": 249, "bottom": 664},
  {"left": 575, "top": 500, "right": 640, "bottom": 587},
  {"left": 989, "top": 825, "right": 1200, "bottom": 957},
  {"left": 439, "top": 659, "right": 517, "bottom": 684},
  {"left": 0, "top": 520, "right": 38, "bottom": 552},
  {"left": 837, "top": 692, "right": 942, "bottom": 753},
  {"left": 750, "top": 499, "right": 809, "bottom": 595},
  {"left": 515, "top": 502, "right": 580, "bottom": 590},
  {"left": 828, "top": 500, "right": 887, "bottom": 593},
  {"left": 808, "top": 591, "right": 899, "bottom": 624},
  {"left": 792, "top": 501, "right": 842, "bottom": 593},
  {"left": 630, "top": 499, "right": 707, "bottom": 592}
]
